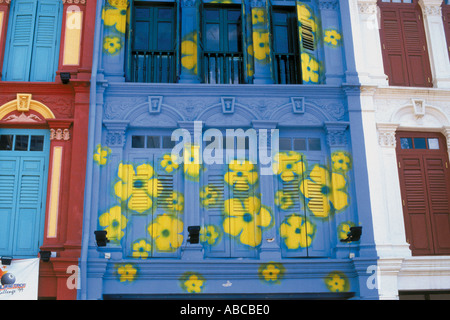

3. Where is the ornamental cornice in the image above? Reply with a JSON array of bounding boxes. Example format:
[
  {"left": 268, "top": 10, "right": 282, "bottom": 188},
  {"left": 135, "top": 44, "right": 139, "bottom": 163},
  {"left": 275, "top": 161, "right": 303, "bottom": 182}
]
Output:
[
  {"left": 318, "top": 0, "right": 338, "bottom": 11},
  {"left": 357, "top": 0, "right": 378, "bottom": 15},
  {"left": 418, "top": 0, "right": 442, "bottom": 16},
  {"left": 62, "top": 0, "right": 86, "bottom": 4}
]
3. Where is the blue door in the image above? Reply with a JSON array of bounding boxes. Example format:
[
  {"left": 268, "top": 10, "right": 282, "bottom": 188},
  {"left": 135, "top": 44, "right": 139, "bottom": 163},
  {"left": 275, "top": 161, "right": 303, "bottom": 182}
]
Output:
[{"left": 0, "top": 129, "right": 50, "bottom": 257}]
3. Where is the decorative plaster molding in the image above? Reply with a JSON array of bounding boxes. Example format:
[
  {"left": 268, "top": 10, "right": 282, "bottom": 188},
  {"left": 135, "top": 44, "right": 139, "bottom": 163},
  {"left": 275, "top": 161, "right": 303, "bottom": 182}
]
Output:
[
  {"left": 62, "top": 0, "right": 86, "bottom": 4},
  {"left": 148, "top": 96, "right": 162, "bottom": 114},
  {"left": 221, "top": 97, "right": 235, "bottom": 114},
  {"left": 318, "top": 0, "right": 338, "bottom": 11},
  {"left": 50, "top": 128, "right": 71, "bottom": 141},
  {"left": 0, "top": 0, "right": 11, "bottom": 4},
  {"left": 418, "top": 0, "right": 442, "bottom": 16},
  {"left": 104, "top": 120, "right": 129, "bottom": 147},
  {"left": 107, "top": 0, "right": 128, "bottom": 9},
  {"left": 324, "top": 122, "right": 349, "bottom": 147},
  {"left": 377, "top": 123, "right": 399, "bottom": 148},
  {"left": 291, "top": 97, "right": 305, "bottom": 114},
  {"left": 357, "top": 0, "right": 378, "bottom": 15}
]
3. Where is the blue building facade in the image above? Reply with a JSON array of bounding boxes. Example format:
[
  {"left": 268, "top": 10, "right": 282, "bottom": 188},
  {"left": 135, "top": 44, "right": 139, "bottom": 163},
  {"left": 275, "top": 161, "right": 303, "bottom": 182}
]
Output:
[{"left": 79, "top": 0, "right": 379, "bottom": 299}]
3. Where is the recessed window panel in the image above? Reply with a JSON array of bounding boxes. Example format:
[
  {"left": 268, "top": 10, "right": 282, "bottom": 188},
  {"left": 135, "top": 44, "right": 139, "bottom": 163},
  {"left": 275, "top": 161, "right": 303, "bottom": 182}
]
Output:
[
  {"left": 293, "top": 138, "right": 307, "bottom": 151},
  {"left": 132, "top": 136, "right": 146, "bottom": 148},
  {"left": 400, "top": 137, "right": 413, "bottom": 149},
  {"left": 414, "top": 138, "right": 426, "bottom": 149},
  {"left": 15, "top": 135, "right": 29, "bottom": 151},
  {"left": 0, "top": 135, "right": 13, "bottom": 151},
  {"left": 279, "top": 138, "right": 291, "bottom": 150},
  {"left": 30, "top": 136, "right": 44, "bottom": 151},
  {"left": 162, "top": 136, "right": 176, "bottom": 149},
  {"left": 427, "top": 138, "right": 439, "bottom": 150},
  {"left": 147, "top": 136, "right": 160, "bottom": 149},
  {"left": 308, "top": 138, "right": 321, "bottom": 151}
]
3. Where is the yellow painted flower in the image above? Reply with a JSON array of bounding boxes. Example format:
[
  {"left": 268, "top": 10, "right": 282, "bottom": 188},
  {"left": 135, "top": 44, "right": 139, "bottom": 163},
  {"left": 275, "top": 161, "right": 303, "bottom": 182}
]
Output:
[
  {"left": 117, "top": 264, "right": 137, "bottom": 282},
  {"left": 200, "top": 225, "right": 221, "bottom": 245},
  {"left": 331, "top": 151, "right": 351, "bottom": 172},
  {"left": 160, "top": 154, "right": 179, "bottom": 173},
  {"left": 262, "top": 264, "right": 280, "bottom": 281},
  {"left": 301, "top": 53, "right": 320, "bottom": 83},
  {"left": 93, "top": 145, "right": 111, "bottom": 166},
  {"left": 297, "top": 4, "right": 318, "bottom": 33},
  {"left": 98, "top": 206, "right": 127, "bottom": 242},
  {"left": 169, "top": 191, "right": 184, "bottom": 212},
  {"left": 324, "top": 30, "right": 341, "bottom": 47},
  {"left": 324, "top": 271, "right": 349, "bottom": 292},
  {"left": 148, "top": 214, "right": 184, "bottom": 252},
  {"left": 180, "top": 273, "right": 206, "bottom": 293},
  {"left": 103, "top": 36, "right": 122, "bottom": 55},
  {"left": 252, "top": 8, "right": 265, "bottom": 25},
  {"left": 114, "top": 163, "right": 160, "bottom": 214},
  {"left": 102, "top": 6, "right": 127, "bottom": 34},
  {"left": 181, "top": 33, "right": 198, "bottom": 74},
  {"left": 131, "top": 239, "right": 152, "bottom": 259},
  {"left": 274, "top": 190, "right": 295, "bottom": 210},
  {"left": 225, "top": 159, "right": 258, "bottom": 191},
  {"left": 258, "top": 262, "right": 285, "bottom": 284},
  {"left": 223, "top": 196, "right": 272, "bottom": 247},
  {"left": 184, "top": 144, "right": 201, "bottom": 181},
  {"left": 272, "top": 151, "right": 306, "bottom": 182},
  {"left": 280, "top": 214, "right": 315, "bottom": 249},
  {"left": 252, "top": 31, "right": 270, "bottom": 61},
  {"left": 300, "top": 165, "right": 349, "bottom": 218},
  {"left": 338, "top": 221, "right": 356, "bottom": 241},
  {"left": 200, "top": 185, "right": 221, "bottom": 208}
]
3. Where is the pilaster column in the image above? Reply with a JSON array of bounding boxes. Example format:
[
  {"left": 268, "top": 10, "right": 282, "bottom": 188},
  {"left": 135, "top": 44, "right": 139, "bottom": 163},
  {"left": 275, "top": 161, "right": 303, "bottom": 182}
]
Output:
[
  {"left": 351, "top": 0, "right": 389, "bottom": 85},
  {"left": 179, "top": 0, "right": 201, "bottom": 83},
  {"left": 249, "top": 0, "right": 273, "bottom": 84},
  {"left": 419, "top": 0, "right": 450, "bottom": 88},
  {"left": 319, "top": 0, "right": 345, "bottom": 85},
  {"left": 102, "top": 0, "right": 129, "bottom": 81}
]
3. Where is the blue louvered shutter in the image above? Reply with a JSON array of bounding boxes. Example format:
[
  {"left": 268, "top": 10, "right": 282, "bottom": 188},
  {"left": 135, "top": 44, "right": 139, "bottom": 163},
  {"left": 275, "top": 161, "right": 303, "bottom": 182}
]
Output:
[
  {"left": 0, "top": 158, "right": 20, "bottom": 255},
  {"left": 2, "top": 0, "right": 37, "bottom": 81},
  {"left": 29, "top": 0, "right": 62, "bottom": 82},
  {"left": 13, "top": 157, "right": 46, "bottom": 256}
]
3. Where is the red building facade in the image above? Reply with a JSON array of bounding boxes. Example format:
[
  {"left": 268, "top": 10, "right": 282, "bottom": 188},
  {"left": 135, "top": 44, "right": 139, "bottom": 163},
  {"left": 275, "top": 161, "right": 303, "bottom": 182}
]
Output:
[{"left": 0, "top": 0, "right": 96, "bottom": 300}]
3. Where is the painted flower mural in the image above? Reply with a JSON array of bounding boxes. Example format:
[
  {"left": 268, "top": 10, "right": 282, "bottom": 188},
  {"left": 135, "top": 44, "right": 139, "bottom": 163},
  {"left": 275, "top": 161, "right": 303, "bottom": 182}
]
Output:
[
  {"left": 258, "top": 262, "right": 285, "bottom": 284},
  {"left": 131, "top": 239, "right": 152, "bottom": 259},
  {"left": 98, "top": 206, "right": 127, "bottom": 242},
  {"left": 114, "top": 163, "right": 160, "bottom": 214},
  {"left": 225, "top": 159, "right": 258, "bottom": 191},
  {"left": 331, "top": 151, "right": 352, "bottom": 173},
  {"left": 117, "top": 264, "right": 137, "bottom": 282},
  {"left": 181, "top": 32, "right": 198, "bottom": 75},
  {"left": 184, "top": 144, "right": 202, "bottom": 181},
  {"left": 338, "top": 221, "right": 357, "bottom": 241},
  {"left": 223, "top": 196, "right": 272, "bottom": 247},
  {"left": 93, "top": 144, "right": 111, "bottom": 166},
  {"left": 300, "top": 165, "right": 349, "bottom": 218},
  {"left": 103, "top": 36, "right": 122, "bottom": 55},
  {"left": 272, "top": 151, "right": 306, "bottom": 182},
  {"left": 301, "top": 53, "right": 320, "bottom": 84},
  {"left": 324, "top": 29, "right": 342, "bottom": 47},
  {"left": 200, "top": 185, "right": 222, "bottom": 208},
  {"left": 200, "top": 225, "right": 221, "bottom": 245},
  {"left": 274, "top": 190, "right": 295, "bottom": 211},
  {"left": 252, "top": 31, "right": 270, "bottom": 61},
  {"left": 102, "top": 3, "right": 128, "bottom": 34},
  {"left": 180, "top": 272, "right": 206, "bottom": 293},
  {"left": 280, "top": 214, "right": 316, "bottom": 250},
  {"left": 147, "top": 214, "right": 184, "bottom": 252},
  {"left": 160, "top": 153, "right": 179, "bottom": 173},
  {"left": 324, "top": 271, "right": 350, "bottom": 292}
]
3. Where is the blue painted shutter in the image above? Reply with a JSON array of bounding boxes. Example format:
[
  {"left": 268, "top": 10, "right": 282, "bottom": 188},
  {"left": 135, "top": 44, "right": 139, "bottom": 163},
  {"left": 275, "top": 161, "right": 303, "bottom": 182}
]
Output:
[
  {"left": 3, "top": 0, "right": 37, "bottom": 81},
  {"left": 0, "top": 158, "right": 20, "bottom": 255},
  {"left": 29, "top": 0, "right": 61, "bottom": 82},
  {"left": 202, "top": 164, "right": 231, "bottom": 257},
  {"left": 14, "top": 157, "right": 46, "bottom": 256}
]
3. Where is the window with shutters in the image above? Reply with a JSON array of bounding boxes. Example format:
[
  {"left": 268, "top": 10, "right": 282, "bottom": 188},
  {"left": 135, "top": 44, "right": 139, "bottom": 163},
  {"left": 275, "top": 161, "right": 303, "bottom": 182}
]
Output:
[
  {"left": 396, "top": 132, "right": 450, "bottom": 256},
  {"left": 0, "top": 129, "right": 50, "bottom": 257},
  {"left": 122, "top": 132, "right": 184, "bottom": 259},
  {"left": 275, "top": 134, "right": 331, "bottom": 258},
  {"left": 129, "top": 3, "right": 177, "bottom": 83},
  {"left": 378, "top": 0, "right": 433, "bottom": 87},
  {"left": 202, "top": 5, "right": 244, "bottom": 84},
  {"left": 2, "top": 0, "right": 62, "bottom": 82}
]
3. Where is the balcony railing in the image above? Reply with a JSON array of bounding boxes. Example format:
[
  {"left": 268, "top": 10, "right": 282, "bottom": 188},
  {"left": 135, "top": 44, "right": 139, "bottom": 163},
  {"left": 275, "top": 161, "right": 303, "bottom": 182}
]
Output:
[
  {"left": 204, "top": 52, "right": 244, "bottom": 84},
  {"left": 131, "top": 50, "right": 175, "bottom": 83},
  {"left": 274, "top": 53, "right": 300, "bottom": 84}
]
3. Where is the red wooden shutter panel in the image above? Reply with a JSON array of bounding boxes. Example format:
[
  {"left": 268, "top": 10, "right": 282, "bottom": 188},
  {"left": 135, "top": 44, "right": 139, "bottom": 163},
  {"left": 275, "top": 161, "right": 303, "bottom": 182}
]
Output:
[
  {"left": 379, "top": 4, "right": 432, "bottom": 87},
  {"left": 443, "top": 5, "right": 450, "bottom": 60}
]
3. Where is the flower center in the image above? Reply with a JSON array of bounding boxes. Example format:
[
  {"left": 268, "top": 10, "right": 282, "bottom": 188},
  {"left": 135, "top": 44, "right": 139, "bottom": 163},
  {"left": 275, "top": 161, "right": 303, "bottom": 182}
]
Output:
[
  {"left": 286, "top": 163, "right": 292, "bottom": 169},
  {"left": 295, "top": 228, "right": 301, "bottom": 234},
  {"left": 243, "top": 213, "right": 253, "bottom": 223},
  {"left": 162, "top": 229, "right": 170, "bottom": 237},
  {"left": 237, "top": 171, "right": 243, "bottom": 177},
  {"left": 321, "top": 185, "right": 330, "bottom": 195},
  {"left": 133, "top": 180, "right": 144, "bottom": 189}
]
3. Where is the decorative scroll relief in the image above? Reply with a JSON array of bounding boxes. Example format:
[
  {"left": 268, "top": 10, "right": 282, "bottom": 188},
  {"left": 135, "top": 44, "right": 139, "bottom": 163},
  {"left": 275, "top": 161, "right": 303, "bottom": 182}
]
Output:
[
  {"left": 357, "top": 0, "right": 378, "bottom": 15},
  {"left": 0, "top": 93, "right": 56, "bottom": 121},
  {"left": 318, "top": 0, "right": 338, "bottom": 11},
  {"left": 418, "top": 0, "right": 442, "bottom": 16},
  {"left": 377, "top": 124, "right": 399, "bottom": 148},
  {"left": 50, "top": 128, "right": 71, "bottom": 141}
]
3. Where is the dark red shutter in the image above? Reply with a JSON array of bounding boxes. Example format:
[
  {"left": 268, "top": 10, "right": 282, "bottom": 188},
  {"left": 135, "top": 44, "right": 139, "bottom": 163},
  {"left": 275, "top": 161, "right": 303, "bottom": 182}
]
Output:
[
  {"left": 423, "top": 156, "right": 450, "bottom": 254},
  {"left": 398, "top": 155, "right": 435, "bottom": 255},
  {"left": 379, "top": 2, "right": 433, "bottom": 87}
]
